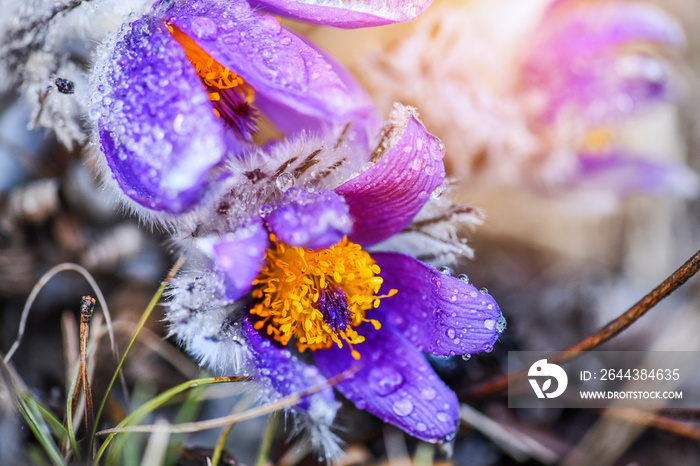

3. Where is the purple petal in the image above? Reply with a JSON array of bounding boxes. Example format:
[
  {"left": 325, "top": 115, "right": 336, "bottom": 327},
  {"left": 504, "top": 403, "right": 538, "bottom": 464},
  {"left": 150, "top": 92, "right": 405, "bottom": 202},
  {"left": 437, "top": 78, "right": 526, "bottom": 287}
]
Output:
[
  {"left": 92, "top": 16, "right": 229, "bottom": 214},
  {"left": 574, "top": 153, "right": 700, "bottom": 197},
  {"left": 247, "top": 0, "right": 434, "bottom": 28},
  {"left": 242, "top": 316, "right": 337, "bottom": 412},
  {"left": 314, "top": 324, "right": 459, "bottom": 442},
  {"left": 373, "top": 253, "right": 502, "bottom": 356},
  {"left": 210, "top": 219, "right": 269, "bottom": 300},
  {"left": 522, "top": 3, "right": 684, "bottom": 121},
  {"left": 265, "top": 189, "right": 352, "bottom": 250},
  {"left": 336, "top": 105, "right": 446, "bottom": 246},
  {"left": 161, "top": 0, "right": 378, "bottom": 137},
  {"left": 537, "top": 2, "right": 684, "bottom": 57}
]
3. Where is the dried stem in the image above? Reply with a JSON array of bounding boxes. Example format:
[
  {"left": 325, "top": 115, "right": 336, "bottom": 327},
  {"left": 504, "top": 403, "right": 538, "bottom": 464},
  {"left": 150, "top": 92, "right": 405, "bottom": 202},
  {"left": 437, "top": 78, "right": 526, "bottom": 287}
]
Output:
[
  {"left": 606, "top": 408, "right": 700, "bottom": 441},
  {"left": 79, "top": 296, "right": 96, "bottom": 449},
  {"left": 468, "top": 249, "right": 700, "bottom": 398}
]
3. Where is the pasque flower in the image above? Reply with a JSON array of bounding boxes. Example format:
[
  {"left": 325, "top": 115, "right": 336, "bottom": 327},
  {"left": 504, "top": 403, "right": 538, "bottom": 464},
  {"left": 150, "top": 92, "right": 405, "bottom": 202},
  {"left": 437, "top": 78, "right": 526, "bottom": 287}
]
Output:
[
  {"left": 83, "top": 0, "right": 502, "bottom": 454},
  {"left": 155, "top": 102, "right": 503, "bottom": 454}
]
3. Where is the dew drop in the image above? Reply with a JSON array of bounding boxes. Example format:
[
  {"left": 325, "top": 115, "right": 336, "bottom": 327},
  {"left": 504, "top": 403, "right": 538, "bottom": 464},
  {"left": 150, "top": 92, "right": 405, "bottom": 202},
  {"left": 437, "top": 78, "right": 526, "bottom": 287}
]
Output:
[
  {"left": 446, "top": 328, "right": 456, "bottom": 339},
  {"left": 276, "top": 172, "right": 295, "bottom": 192},
  {"left": 361, "top": 161, "right": 375, "bottom": 172},
  {"left": 189, "top": 16, "right": 218, "bottom": 39},
  {"left": 260, "top": 14, "right": 282, "bottom": 34},
  {"left": 484, "top": 319, "right": 495, "bottom": 330},
  {"left": 416, "top": 422, "right": 427, "bottom": 432},
  {"left": 458, "top": 274, "right": 469, "bottom": 283},
  {"left": 392, "top": 399, "right": 414, "bottom": 416},
  {"left": 438, "top": 266, "right": 452, "bottom": 275},
  {"left": 368, "top": 367, "right": 403, "bottom": 396},
  {"left": 173, "top": 114, "right": 185, "bottom": 133},
  {"left": 421, "top": 387, "right": 436, "bottom": 400},
  {"left": 435, "top": 137, "right": 446, "bottom": 155},
  {"left": 259, "top": 204, "right": 273, "bottom": 217},
  {"left": 462, "top": 354, "right": 471, "bottom": 361},
  {"left": 480, "top": 287, "right": 489, "bottom": 294},
  {"left": 411, "top": 157, "right": 424, "bottom": 171},
  {"left": 496, "top": 315, "right": 507, "bottom": 333},
  {"left": 437, "top": 412, "right": 449, "bottom": 423},
  {"left": 431, "top": 186, "right": 444, "bottom": 199},
  {"left": 280, "top": 36, "right": 292, "bottom": 45}
]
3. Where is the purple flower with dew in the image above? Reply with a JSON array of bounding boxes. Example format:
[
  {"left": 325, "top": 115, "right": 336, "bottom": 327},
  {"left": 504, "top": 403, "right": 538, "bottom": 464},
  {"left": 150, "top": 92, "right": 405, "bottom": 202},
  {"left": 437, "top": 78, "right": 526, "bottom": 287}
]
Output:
[
  {"left": 84, "top": 0, "right": 501, "bottom": 454},
  {"left": 90, "top": 0, "right": 380, "bottom": 215},
  {"left": 162, "top": 104, "right": 503, "bottom": 455}
]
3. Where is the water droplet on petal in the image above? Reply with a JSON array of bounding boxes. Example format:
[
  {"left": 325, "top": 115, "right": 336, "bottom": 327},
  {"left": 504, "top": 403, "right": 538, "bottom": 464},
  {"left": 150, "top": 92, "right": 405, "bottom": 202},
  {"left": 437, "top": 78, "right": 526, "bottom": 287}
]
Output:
[
  {"left": 435, "top": 137, "right": 446, "bottom": 155},
  {"left": 484, "top": 319, "right": 495, "bottom": 330},
  {"left": 437, "top": 412, "right": 449, "bottom": 423},
  {"left": 431, "top": 186, "right": 444, "bottom": 199},
  {"left": 417, "top": 422, "right": 427, "bottom": 432},
  {"left": 259, "top": 14, "right": 282, "bottom": 34},
  {"left": 446, "top": 328, "right": 456, "bottom": 339},
  {"left": 392, "top": 399, "right": 414, "bottom": 416},
  {"left": 438, "top": 266, "right": 452, "bottom": 275},
  {"left": 259, "top": 204, "right": 273, "bottom": 217},
  {"left": 458, "top": 274, "right": 469, "bottom": 283},
  {"left": 496, "top": 315, "right": 507, "bottom": 333},
  {"left": 421, "top": 387, "right": 436, "bottom": 400},
  {"left": 189, "top": 16, "right": 218, "bottom": 39},
  {"left": 462, "top": 354, "right": 471, "bottom": 361},
  {"left": 368, "top": 367, "right": 404, "bottom": 396},
  {"left": 480, "top": 287, "right": 489, "bottom": 294},
  {"left": 276, "top": 172, "right": 295, "bottom": 192}
]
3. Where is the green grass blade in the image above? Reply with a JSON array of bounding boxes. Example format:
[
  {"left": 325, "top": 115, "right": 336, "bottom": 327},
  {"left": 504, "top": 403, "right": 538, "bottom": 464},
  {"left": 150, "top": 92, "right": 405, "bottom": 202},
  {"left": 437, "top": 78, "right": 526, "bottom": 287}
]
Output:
[
  {"left": 25, "top": 396, "right": 79, "bottom": 458},
  {"left": 93, "top": 376, "right": 246, "bottom": 465},
  {"left": 90, "top": 257, "right": 185, "bottom": 455},
  {"left": 18, "top": 394, "right": 66, "bottom": 466}
]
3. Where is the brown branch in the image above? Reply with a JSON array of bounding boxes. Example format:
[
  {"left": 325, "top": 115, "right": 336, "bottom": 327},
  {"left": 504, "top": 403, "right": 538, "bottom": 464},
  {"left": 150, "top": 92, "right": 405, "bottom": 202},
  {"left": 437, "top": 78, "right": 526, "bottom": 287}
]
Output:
[
  {"left": 607, "top": 408, "right": 700, "bottom": 441},
  {"left": 468, "top": 249, "right": 700, "bottom": 398}
]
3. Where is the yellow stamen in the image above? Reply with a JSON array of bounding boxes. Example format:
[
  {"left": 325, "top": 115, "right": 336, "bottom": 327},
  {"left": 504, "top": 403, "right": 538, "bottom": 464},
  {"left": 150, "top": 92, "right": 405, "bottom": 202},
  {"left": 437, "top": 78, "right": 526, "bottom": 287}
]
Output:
[
  {"left": 166, "top": 24, "right": 254, "bottom": 104},
  {"left": 250, "top": 235, "right": 396, "bottom": 359},
  {"left": 582, "top": 126, "right": 615, "bottom": 153}
]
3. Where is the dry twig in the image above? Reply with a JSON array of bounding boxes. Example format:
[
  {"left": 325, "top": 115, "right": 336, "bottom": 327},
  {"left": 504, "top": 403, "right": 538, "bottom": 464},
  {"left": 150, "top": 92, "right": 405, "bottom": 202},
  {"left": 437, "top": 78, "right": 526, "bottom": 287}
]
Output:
[{"left": 468, "top": 249, "right": 700, "bottom": 397}]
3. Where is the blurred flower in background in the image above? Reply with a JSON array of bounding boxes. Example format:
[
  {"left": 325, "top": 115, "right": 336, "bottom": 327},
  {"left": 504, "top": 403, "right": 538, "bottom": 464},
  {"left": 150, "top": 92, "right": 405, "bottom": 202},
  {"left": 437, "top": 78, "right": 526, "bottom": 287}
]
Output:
[{"left": 357, "top": 0, "right": 698, "bottom": 207}]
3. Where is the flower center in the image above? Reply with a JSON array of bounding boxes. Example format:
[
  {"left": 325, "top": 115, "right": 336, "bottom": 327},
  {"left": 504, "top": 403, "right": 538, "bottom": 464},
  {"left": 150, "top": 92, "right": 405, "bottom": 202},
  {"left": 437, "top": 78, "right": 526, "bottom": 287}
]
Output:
[
  {"left": 166, "top": 24, "right": 258, "bottom": 140},
  {"left": 250, "top": 235, "right": 395, "bottom": 359}
]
